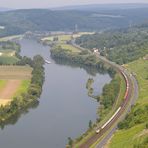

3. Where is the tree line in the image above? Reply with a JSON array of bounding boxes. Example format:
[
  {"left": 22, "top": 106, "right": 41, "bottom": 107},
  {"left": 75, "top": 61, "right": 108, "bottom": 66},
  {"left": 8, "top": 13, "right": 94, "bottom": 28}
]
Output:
[{"left": 50, "top": 45, "right": 114, "bottom": 72}]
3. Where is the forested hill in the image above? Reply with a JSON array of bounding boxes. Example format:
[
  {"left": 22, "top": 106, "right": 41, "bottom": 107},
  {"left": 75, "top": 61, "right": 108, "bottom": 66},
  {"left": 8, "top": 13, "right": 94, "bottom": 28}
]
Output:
[
  {"left": 53, "top": 3, "right": 148, "bottom": 11},
  {"left": 76, "top": 26, "right": 148, "bottom": 64},
  {"left": 0, "top": 8, "right": 148, "bottom": 37}
]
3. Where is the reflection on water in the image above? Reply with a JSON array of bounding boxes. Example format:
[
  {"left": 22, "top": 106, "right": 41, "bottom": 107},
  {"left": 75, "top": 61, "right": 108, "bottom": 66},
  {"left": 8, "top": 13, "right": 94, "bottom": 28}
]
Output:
[
  {"left": 0, "top": 101, "right": 39, "bottom": 130},
  {"left": 52, "top": 58, "right": 108, "bottom": 76}
]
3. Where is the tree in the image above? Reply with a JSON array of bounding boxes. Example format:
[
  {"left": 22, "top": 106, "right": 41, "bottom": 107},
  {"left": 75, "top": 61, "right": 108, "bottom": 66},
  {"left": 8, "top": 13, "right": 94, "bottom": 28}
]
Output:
[
  {"left": 146, "top": 123, "right": 148, "bottom": 129},
  {"left": 68, "top": 137, "right": 73, "bottom": 147},
  {"left": 89, "top": 120, "right": 92, "bottom": 129}
]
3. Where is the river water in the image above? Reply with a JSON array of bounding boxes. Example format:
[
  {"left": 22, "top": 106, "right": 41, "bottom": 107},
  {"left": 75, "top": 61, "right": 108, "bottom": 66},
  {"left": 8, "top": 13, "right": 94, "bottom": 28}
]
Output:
[{"left": 0, "top": 39, "right": 111, "bottom": 148}]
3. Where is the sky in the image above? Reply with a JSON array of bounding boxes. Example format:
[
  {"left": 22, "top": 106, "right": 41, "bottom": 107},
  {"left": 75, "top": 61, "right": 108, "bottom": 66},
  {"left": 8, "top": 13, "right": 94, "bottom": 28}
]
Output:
[{"left": 1, "top": 0, "right": 148, "bottom": 9}]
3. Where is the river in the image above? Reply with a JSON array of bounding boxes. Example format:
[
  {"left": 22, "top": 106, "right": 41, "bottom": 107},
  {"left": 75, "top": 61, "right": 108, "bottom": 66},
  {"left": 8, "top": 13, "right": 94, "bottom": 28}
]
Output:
[{"left": 0, "top": 39, "right": 111, "bottom": 148}]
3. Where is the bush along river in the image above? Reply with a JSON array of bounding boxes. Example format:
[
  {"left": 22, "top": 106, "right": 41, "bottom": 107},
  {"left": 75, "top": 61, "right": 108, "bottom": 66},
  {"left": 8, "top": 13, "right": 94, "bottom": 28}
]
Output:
[{"left": 0, "top": 39, "right": 112, "bottom": 148}]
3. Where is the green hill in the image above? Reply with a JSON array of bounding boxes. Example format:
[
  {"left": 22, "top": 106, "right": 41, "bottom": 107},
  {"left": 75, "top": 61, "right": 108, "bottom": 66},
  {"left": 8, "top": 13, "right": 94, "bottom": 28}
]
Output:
[{"left": 1, "top": 8, "right": 148, "bottom": 37}]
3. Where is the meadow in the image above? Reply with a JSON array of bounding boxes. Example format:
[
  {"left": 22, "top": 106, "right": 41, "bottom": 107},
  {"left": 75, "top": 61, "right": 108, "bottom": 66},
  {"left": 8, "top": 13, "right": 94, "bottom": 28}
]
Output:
[{"left": 0, "top": 35, "right": 22, "bottom": 42}]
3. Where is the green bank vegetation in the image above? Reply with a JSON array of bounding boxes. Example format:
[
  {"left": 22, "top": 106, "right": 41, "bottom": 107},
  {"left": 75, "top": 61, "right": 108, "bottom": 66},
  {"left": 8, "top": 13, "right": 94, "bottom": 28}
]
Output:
[
  {"left": 97, "top": 74, "right": 121, "bottom": 120},
  {"left": 50, "top": 34, "right": 125, "bottom": 148},
  {"left": 0, "top": 55, "right": 45, "bottom": 124},
  {"left": 86, "top": 78, "right": 94, "bottom": 96}
]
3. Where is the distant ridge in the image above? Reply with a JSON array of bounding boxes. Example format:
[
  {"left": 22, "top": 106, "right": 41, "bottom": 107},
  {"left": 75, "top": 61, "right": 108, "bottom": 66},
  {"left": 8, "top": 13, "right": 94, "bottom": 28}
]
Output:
[
  {"left": 1, "top": 6, "right": 148, "bottom": 37},
  {"left": 0, "top": 7, "right": 13, "bottom": 12},
  {"left": 52, "top": 3, "right": 148, "bottom": 11}
]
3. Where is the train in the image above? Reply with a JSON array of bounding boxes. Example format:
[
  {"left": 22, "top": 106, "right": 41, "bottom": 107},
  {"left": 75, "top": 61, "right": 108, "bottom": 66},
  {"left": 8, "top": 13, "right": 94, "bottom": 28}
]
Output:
[
  {"left": 121, "top": 71, "right": 129, "bottom": 100},
  {"left": 45, "top": 60, "right": 51, "bottom": 64},
  {"left": 96, "top": 70, "right": 130, "bottom": 134}
]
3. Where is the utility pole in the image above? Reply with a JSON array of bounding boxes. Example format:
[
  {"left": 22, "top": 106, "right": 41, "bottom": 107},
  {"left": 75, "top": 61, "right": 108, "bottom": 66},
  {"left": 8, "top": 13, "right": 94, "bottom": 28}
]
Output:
[{"left": 75, "top": 24, "right": 78, "bottom": 33}]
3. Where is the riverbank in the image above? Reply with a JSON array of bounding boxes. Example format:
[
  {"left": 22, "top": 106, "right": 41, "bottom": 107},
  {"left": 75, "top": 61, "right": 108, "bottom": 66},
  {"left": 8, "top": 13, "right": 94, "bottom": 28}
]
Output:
[
  {"left": 0, "top": 53, "right": 45, "bottom": 125},
  {"left": 42, "top": 33, "right": 126, "bottom": 147}
]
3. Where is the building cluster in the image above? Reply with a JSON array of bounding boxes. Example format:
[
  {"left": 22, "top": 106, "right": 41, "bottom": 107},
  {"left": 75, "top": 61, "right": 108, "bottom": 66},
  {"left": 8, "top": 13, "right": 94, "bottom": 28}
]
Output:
[
  {"left": 92, "top": 48, "right": 100, "bottom": 54},
  {"left": 143, "top": 55, "right": 148, "bottom": 60}
]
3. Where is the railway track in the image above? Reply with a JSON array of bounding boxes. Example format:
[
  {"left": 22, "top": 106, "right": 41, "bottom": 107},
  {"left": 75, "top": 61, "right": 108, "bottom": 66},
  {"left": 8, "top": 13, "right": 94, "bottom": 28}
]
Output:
[
  {"left": 79, "top": 69, "right": 133, "bottom": 148},
  {"left": 71, "top": 41, "right": 138, "bottom": 148}
]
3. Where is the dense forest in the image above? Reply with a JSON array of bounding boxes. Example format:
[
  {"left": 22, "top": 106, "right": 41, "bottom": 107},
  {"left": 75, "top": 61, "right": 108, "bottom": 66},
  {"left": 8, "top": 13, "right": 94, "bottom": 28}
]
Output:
[
  {"left": 50, "top": 45, "right": 101, "bottom": 68},
  {"left": 1, "top": 7, "right": 148, "bottom": 37},
  {"left": 76, "top": 27, "right": 148, "bottom": 64}
]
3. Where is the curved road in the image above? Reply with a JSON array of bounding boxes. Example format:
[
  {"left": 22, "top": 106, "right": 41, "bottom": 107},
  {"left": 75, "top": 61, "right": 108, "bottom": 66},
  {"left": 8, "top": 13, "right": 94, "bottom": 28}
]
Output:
[{"left": 71, "top": 41, "right": 139, "bottom": 148}]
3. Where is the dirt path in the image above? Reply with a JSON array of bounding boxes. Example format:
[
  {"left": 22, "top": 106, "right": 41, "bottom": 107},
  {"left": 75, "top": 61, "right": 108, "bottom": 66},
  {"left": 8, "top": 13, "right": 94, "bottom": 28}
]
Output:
[{"left": 0, "top": 80, "right": 21, "bottom": 106}]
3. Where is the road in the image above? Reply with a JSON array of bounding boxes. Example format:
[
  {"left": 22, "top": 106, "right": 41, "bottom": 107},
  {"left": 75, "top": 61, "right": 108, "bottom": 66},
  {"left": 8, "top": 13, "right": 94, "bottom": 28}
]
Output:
[
  {"left": 71, "top": 41, "right": 139, "bottom": 148},
  {"left": 95, "top": 74, "right": 138, "bottom": 148}
]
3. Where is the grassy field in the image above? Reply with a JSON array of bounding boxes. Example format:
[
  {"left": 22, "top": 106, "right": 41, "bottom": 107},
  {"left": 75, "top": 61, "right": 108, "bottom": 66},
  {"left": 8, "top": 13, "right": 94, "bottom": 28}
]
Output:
[
  {"left": 42, "top": 33, "right": 95, "bottom": 54},
  {"left": 0, "top": 66, "right": 32, "bottom": 106},
  {"left": 0, "top": 35, "right": 22, "bottom": 42},
  {"left": 108, "top": 124, "right": 145, "bottom": 148},
  {"left": 108, "top": 58, "right": 148, "bottom": 148},
  {"left": 0, "top": 80, "right": 7, "bottom": 90},
  {"left": 42, "top": 34, "right": 72, "bottom": 42},
  {"left": 126, "top": 59, "right": 148, "bottom": 104},
  {"left": 14, "top": 80, "right": 31, "bottom": 97},
  {"left": 0, "top": 66, "right": 32, "bottom": 80},
  {"left": 42, "top": 32, "right": 94, "bottom": 42},
  {"left": 60, "top": 44, "right": 80, "bottom": 53},
  {"left": 0, "top": 56, "right": 19, "bottom": 65},
  {"left": 73, "top": 32, "right": 95, "bottom": 38},
  {"left": 0, "top": 49, "right": 19, "bottom": 64},
  {"left": 58, "top": 35, "right": 72, "bottom": 42},
  {"left": 0, "top": 50, "right": 15, "bottom": 57}
]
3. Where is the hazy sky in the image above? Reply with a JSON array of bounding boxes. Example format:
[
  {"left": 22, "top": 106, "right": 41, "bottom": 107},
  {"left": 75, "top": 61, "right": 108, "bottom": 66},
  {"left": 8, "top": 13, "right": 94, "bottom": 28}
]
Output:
[{"left": 1, "top": 0, "right": 148, "bottom": 9}]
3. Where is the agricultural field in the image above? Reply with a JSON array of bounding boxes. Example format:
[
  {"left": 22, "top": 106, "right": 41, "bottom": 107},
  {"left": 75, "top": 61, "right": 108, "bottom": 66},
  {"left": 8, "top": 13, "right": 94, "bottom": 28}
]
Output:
[
  {"left": 0, "top": 35, "right": 22, "bottom": 42},
  {"left": 108, "top": 58, "right": 148, "bottom": 148},
  {"left": 0, "top": 50, "right": 18, "bottom": 64},
  {"left": 0, "top": 56, "right": 19, "bottom": 65},
  {"left": 0, "top": 66, "right": 32, "bottom": 106},
  {"left": 41, "top": 32, "right": 94, "bottom": 43},
  {"left": 0, "top": 66, "right": 32, "bottom": 80},
  {"left": 60, "top": 44, "right": 80, "bottom": 53},
  {"left": 0, "top": 41, "right": 20, "bottom": 65},
  {"left": 72, "top": 32, "right": 95, "bottom": 38},
  {"left": 42, "top": 33, "right": 82, "bottom": 53},
  {"left": 0, "top": 50, "right": 15, "bottom": 57},
  {"left": 42, "top": 34, "right": 72, "bottom": 43}
]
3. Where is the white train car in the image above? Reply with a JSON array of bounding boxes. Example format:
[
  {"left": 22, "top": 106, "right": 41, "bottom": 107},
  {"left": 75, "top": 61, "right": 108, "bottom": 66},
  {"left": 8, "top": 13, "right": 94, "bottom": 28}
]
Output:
[
  {"left": 95, "top": 71, "right": 130, "bottom": 134},
  {"left": 96, "top": 107, "right": 121, "bottom": 134}
]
